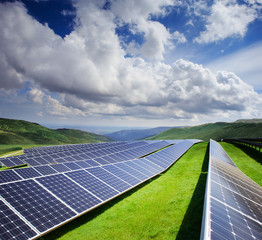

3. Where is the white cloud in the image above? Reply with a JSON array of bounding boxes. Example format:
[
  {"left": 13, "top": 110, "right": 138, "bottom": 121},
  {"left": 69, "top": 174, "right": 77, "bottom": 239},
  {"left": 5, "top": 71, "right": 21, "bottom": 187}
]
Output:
[
  {"left": 194, "top": 0, "right": 258, "bottom": 44},
  {"left": 0, "top": 0, "right": 261, "bottom": 123},
  {"left": 27, "top": 88, "right": 45, "bottom": 104},
  {"left": 110, "top": 0, "right": 178, "bottom": 61}
]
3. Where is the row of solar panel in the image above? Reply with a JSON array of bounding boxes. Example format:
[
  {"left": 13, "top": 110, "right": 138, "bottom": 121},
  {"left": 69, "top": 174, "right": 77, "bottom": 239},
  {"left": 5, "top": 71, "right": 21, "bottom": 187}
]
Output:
[
  {"left": 0, "top": 140, "right": 170, "bottom": 168},
  {"left": 201, "top": 139, "right": 262, "bottom": 240},
  {"left": 0, "top": 141, "right": 148, "bottom": 167},
  {"left": 0, "top": 140, "right": 197, "bottom": 240}
]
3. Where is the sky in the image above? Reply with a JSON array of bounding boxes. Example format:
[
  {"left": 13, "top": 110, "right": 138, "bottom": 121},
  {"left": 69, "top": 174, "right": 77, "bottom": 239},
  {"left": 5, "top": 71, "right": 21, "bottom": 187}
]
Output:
[{"left": 0, "top": 0, "right": 262, "bottom": 131}]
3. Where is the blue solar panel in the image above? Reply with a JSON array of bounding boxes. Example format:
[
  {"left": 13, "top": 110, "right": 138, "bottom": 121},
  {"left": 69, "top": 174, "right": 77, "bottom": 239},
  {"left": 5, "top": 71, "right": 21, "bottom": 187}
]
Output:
[
  {"left": 85, "top": 160, "right": 100, "bottom": 167},
  {"left": 125, "top": 161, "right": 154, "bottom": 177},
  {"left": 25, "top": 158, "right": 41, "bottom": 167},
  {"left": 102, "top": 164, "right": 141, "bottom": 186},
  {"left": 50, "top": 164, "right": 71, "bottom": 173},
  {"left": 93, "top": 157, "right": 110, "bottom": 165},
  {"left": 0, "top": 158, "right": 16, "bottom": 168},
  {"left": 65, "top": 170, "right": 119, "bottom": 201},
  {"left": 132, "top": 159, "right": 160, "bottom": 175},
  {"left": 36, "top": 174, "right": 101, "bottom": 214},
  {"left": 0, "top": 169, "right": 22, "bottom": 184},
  {"left": 9, "top": 157, "right": 25, "bottom": 167},
  {"left": 63, "top": 162, "right": 82, "bottom": 171},
  {"left": 0, "top": 199, "right": 37, "bottom": 240},
  {"left": 86, "top": 167, "right": 131, "bottom": 192},
  {"left": 33, "top": 165, "right": 58, "bottom": 176},
  {"left": 75, "top": 160, "right": 92, "bottom": 169},
  {"left": 14, "top": 167, "right": 42, "bottom": 179},
  {"left": 102, "top": 155, "right": 118, "bottom": 163},
  {"left": 0, "top": 180, "right": 76, "bottom": 233},
  {"left": 34, "top": 157, "right": 50, "bottom": 165},
  {"left": 115, "top": 162, "right": 148, "bottom": 181}
]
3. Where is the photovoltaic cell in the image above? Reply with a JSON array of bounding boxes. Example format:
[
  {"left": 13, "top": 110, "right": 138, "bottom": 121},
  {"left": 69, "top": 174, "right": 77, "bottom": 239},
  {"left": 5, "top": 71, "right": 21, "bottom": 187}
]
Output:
[
  {"left": 85, "top": 160, "right": 100, "bottom": 167},
  {"left": 33, "top": 165, "right": 58, "bottom": 176},
  {"left": 63, "top": 162, "right": 82, "bottom": 171},
  {"left": 36, "top": 174, "right": 101, "bottom": 214},
  {"left": 115, "top": 162, "right": 148, "bottom": 181},
  {"left": 0, "top": 169, "right": 22, "bottom": 184},
  {"left": 102, "top": 164, "right": 141, "bottom": 186},
  {"left": 125, "top": 161, "right": 154, "bottom": 177},
  {"left": 50, "top": 163, "right": 71, "bottom": 173},
  {"left": 14, "top": 167, "right": 42, "bottom": 179},
  {"left": 65, "top": 170, "right": 119, "bottom": 201},
  {"left": 75, "top": 160, "right": 91, "bottom": 169},
  {"left": 0, "top": 199, "right": 37, "bottom": 240},
  {"left": 0, "top": 180, "right": 76, "bottom": 233},
  {"left": 0, "top": 158, "right": 16, "bottom": 168},
  {"left": 86, "top": 167, "right": 131, "bottom": 192}
]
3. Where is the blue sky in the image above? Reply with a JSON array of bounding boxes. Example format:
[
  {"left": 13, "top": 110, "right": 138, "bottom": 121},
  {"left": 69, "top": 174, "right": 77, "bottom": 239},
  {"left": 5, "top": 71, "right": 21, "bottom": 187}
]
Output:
[{"left": 0, "top": 0, "right": 262, "bottom": 130}]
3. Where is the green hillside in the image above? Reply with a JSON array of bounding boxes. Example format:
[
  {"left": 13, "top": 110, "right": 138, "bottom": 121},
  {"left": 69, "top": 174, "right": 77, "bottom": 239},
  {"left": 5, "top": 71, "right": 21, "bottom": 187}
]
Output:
[
  {"left": 0, "top": 118, "right": 110, "bottom": 145},
  {"left": 148, "top": 120, "right": 262, "bottom": 141}
]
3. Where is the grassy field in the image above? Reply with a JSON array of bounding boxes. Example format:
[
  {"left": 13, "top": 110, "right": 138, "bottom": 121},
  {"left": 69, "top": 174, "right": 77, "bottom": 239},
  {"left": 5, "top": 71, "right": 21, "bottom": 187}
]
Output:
[
  {"left": 0, "top": 118, "right": 110, "bottom": 145},
  {"left": 42, "top": 142, "right": 209, "bottom": 240},
  {"left": 148, "top": 121, "right": 262, "bottom": 141}
]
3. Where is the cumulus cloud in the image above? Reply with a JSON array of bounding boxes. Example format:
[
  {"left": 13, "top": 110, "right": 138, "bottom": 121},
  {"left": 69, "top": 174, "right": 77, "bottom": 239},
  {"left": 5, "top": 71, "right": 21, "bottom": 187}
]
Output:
[
  {"left": 194, "top": 0, "right": 258, "bottom": 44},
  {"left": 27, "top": 88, "right": 45, "bottom": 104},
  {"left": 0, "top": 0, "right": 261, "bottom": 123}
]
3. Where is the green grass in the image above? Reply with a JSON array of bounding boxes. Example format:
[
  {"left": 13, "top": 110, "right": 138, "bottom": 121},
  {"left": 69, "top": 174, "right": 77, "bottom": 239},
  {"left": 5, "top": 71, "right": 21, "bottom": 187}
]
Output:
[
  {"left": 42, "top": 142, "right": 209, "bottom": 240},
  {"left": 148, "top": 121, "right": 262, "bottom": 141},
  {"left": 0, "top": 118, "right": 110, "bottom": 145},
  {"left": 220, "top": 142, "right": 262, "bottom": 186}
]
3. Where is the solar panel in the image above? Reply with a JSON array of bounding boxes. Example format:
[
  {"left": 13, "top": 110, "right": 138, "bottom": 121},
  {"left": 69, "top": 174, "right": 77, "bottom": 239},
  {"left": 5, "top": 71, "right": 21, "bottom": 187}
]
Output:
[
  {"left": 8, "top": 157, "right": 25, "bottom": 167},
  {"left": 201, "top": 139, "right": 262, "bottom": 240},
  {"left": 65, "top": 170, "right": 119, "bottom": 201},
  {"left": 115, "top": 162, "right": 148, "bottom": 181},
  {"left": 14, "top": 167, "right": 42, "bottom": 179},
  {"left": 0, "top": 158, "right": 16, "bottom": 168},
  {"left": 25, "top": 158, "right": 41, "bottom": 167},
  {"left": 85, "top": 159, "right": 100, "bottom": 167},
  {"left": 125, "top": 161, "right": 154, "bottom": 177},
  {"left": 0, "top": 169, "right": 22, "bottom": 184},
  {"left": 102, "top": 164, "right": 141, "bottom": 186},
  {"left": 63, "top": 162, "right": 82, "bottom": 170},
  {"left": 93, "top": 157, "right": 110, "bottom": 165},
  {"left": 0, "top": 180, "right": 76, "bottom": 233},
  {"left": 0, "top": 199, "right": 37, "bottom": 240},
  {"left": 33, "top": 165, "right": 58, "bottom": 176},
  {"left": 86, "top": 167, "right": 131, "bottom": 192},
  {"left": 36, "top": 174, "right": 101, "bottom": 214},
  {"left": 75, "top": 160, "right": 92, "bottom": 169},
  {"left": 50, "top": 163, "right": 71, "bottom": 173}
]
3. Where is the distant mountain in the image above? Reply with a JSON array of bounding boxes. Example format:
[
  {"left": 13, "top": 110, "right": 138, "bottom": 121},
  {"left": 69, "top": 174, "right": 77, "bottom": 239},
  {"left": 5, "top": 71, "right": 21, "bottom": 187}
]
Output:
[
  {"left": 148, "top": 119, "right": 262, "bottom": 142},
  {"left": 105, "top": 127, "right": 174, "bottom": 141},
  {"left": 0, "top": 118, "right": 110, "bottom": 145}
]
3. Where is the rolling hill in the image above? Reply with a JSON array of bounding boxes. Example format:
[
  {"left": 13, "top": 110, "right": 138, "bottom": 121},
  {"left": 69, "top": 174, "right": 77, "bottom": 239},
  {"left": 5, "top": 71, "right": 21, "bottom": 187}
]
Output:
[
  {"left": 0, "top": 118, "right": 110, "bottom": 145},
  {"left": 105, "top": 127, "right": 174, "bottom": 141},
  {"left": 148, "top": 119, "right": 262, "bottom": 141}
]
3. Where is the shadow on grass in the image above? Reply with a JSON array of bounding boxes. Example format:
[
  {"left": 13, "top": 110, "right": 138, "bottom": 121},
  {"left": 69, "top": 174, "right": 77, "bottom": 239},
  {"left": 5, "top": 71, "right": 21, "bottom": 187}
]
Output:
[
  {"left": 176, "top": 143, "right": 209, "bottom": 240},
  {"left": 230, "top": 143, "right": 262, "bottom": 165},
  {"left": 40, "top": 174, "right": 162, "bottom": 240}
]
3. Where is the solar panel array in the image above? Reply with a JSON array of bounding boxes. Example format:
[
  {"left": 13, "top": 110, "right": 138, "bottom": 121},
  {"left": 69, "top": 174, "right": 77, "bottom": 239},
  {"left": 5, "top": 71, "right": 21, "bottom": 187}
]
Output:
[
  {"left": 0, "top": 139, "right": 199, "bottom": 239},
  {"left": 0, "top": 140, "right": 169, "bottom": 168},
  {"left": 201, "top": 139, "right": 262, "bottom": 240}
]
